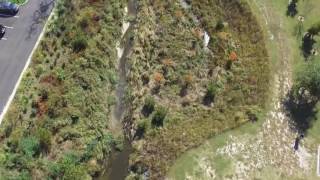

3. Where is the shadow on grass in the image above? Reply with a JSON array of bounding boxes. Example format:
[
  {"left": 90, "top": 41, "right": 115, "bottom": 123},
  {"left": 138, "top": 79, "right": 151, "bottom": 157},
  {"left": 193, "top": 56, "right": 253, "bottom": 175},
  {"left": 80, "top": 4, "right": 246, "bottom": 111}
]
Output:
[
  {"left": 284, "top": 90, "right": 318, "bottom": 134},
  {"left": 301, "top": 33, "right": 316, "bottom": 59},
  {"left": 287, "top": 0, "right": 298, "bottom": 17},
  {"left": 286, "top": 0, "right": 298, "bottom": 17}
]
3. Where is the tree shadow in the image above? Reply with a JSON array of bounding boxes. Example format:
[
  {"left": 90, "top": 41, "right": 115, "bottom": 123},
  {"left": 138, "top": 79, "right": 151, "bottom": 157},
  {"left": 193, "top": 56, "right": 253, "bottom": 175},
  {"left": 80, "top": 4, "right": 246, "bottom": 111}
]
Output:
[
  {"left": 301, "top": 33, "right": 316, "bottom": 59},
  {"left": 284, "top": 90, "right": 318, "bottom": 134},
  {"left": 286, "top": 0, "right": 298, "bottom": 17}
]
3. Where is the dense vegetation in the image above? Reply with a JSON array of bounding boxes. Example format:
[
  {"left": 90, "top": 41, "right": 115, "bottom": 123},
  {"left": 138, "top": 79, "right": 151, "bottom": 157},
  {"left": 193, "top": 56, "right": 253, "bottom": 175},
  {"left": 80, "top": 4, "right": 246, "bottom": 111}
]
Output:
[
  {"left": 126, "top": 0, "right": 270, "bottom": 179},
  {"left": 0, "top": 0, "right": 272, "bottom": 179},
  {"left": 0, "top": 0, "right": 126, "bottom": 178}
]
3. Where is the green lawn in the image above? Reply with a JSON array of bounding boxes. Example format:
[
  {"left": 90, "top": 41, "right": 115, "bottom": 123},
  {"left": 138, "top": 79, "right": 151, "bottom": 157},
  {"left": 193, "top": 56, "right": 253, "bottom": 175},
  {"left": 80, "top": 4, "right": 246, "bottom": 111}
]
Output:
[{"left": 168, "top": 120, "right": 263, "bottom": 179}]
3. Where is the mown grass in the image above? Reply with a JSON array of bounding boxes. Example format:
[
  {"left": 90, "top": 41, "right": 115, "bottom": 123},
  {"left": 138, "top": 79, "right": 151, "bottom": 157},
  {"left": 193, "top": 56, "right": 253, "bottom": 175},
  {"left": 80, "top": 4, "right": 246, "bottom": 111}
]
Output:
[
  {"left": 168, "top": 120, "right": 263, "bottom": 179},
  {"left": 126, "top": 0, "right": 270, "bottom": 179},
  {"left": 0, "top": 0, "right": 126, "bottom": 179},
  {"left": 268, "top": 0, "right": 320, "bottom": 157}
]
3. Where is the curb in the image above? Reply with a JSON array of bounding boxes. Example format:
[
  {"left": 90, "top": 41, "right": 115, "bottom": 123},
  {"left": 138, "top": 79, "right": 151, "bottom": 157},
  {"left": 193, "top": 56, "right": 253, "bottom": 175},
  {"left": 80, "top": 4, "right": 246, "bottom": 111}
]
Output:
[
  {"left": 0, "top": 1, "right": 56, "bottom": 125},
  {"left": 18, "top": 0, "right": 29, "bottom": 7}
]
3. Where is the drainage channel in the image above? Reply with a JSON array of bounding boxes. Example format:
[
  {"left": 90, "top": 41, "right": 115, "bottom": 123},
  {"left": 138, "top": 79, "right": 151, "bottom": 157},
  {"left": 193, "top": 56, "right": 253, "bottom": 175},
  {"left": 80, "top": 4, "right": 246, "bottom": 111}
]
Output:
[{"left": 99, "top": 0, "right": 137, "bottom": 180}]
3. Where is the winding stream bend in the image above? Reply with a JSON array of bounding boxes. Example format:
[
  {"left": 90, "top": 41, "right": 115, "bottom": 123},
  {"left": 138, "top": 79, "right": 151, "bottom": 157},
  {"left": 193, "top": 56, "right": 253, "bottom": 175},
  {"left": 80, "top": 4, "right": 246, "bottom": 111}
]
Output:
[{"left": 102, "top": 0, "right": 137, "bottom": 180}]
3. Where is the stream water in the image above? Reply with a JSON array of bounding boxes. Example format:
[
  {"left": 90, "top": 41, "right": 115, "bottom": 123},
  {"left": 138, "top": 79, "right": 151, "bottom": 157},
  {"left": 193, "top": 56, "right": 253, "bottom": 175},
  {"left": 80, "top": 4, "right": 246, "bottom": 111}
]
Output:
[{"left": 99, "top": 0, "right": 137, "bottom": 180}]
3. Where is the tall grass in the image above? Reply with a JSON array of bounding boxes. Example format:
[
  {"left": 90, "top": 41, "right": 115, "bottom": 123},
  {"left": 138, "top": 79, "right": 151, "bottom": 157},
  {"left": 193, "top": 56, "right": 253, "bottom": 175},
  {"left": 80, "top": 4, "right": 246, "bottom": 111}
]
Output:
[
  {"left": 0, "top": 0, "right": 126, "bottom": 178},
  {"left": 126, "top": 0, "right": 270, "bottom": 179}
]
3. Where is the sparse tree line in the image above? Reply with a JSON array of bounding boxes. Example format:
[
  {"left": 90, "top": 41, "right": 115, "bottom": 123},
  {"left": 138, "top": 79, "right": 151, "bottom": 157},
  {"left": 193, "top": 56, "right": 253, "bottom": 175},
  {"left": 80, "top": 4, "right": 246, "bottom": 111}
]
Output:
[{"left": 286, "top": 0, "right": 320, "bottom": 133}]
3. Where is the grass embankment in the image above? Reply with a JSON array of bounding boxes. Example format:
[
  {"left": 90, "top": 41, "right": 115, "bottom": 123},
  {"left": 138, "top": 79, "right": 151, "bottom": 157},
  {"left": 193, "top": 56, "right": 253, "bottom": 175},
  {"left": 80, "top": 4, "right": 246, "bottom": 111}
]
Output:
[
  {"left": 9, "top": 0, "right": 27, "bottom": 5},
  {"left": 126, "top": 0, "right": 270, "bottom": 179},
  {"left": 169, "top": 0, "right": 320, "bottom": 179},
  {"left": 0, "top": 0, "right": 126, "bottom": 179}
]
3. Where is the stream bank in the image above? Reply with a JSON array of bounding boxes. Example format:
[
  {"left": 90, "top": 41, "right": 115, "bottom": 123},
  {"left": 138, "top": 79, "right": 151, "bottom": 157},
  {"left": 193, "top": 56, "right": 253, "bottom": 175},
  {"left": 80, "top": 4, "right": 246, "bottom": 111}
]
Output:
[{"left": 100, "top": 0, "right": 137, "bottom": 179}]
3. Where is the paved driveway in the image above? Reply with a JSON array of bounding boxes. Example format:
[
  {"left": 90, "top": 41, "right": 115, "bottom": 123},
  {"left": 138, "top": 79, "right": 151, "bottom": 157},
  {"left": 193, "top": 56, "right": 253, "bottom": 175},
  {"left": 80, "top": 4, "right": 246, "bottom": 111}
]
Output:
[{"left": 0, "top": 0, "right": 54, "bottom": 116}]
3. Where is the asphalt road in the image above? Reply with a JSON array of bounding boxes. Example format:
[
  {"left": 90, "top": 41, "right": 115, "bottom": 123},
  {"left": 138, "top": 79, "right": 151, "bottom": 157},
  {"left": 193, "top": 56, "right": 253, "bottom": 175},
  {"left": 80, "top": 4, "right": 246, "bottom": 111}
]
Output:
[{"left": 0, "top": 0, "right": 54, "bottom": 116}]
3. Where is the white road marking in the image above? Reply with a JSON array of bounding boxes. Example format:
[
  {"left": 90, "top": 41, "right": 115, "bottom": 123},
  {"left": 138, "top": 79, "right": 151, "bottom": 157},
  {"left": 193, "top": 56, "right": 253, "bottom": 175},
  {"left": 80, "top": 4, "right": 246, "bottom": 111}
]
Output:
[
  {"left": 1, "top": 38, "right": 7, "bottom": 41},
  {"left": 4, "top": 26, "right": 14, "bottom": 29},
  {"left": 14, "top": 16, "right": 19, "bottom": 18}
]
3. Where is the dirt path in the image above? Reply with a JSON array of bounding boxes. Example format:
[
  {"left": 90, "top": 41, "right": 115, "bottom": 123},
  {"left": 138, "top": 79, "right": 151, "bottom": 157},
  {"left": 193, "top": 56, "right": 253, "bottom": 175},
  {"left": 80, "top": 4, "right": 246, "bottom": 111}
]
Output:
[{"left": 214, "top": 0, "right": 313, "bottom": 179}]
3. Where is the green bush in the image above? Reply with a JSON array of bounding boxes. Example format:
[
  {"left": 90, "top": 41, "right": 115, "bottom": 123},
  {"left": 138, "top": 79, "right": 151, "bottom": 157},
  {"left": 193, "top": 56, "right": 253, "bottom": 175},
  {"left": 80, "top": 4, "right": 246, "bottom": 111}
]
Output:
[
  {"left": 152, "top": 107, "right": 167, "bottom": 127},
  {"left": 215, "top": 19, "right": 224, "bottom": 31},
  {"left": 72, "top": 35, "right": 88, "bottom": 52},
  {"left": 204, "top": 82, "right": 219, "bottom": 105},
  {"left": 63, "top": 165, "right": 89, "bottom": 180},
  {"left": 142, "top": 96, "right": 155, "bottom": 117},
  {"left": 308, "top": 22, "right": 320, "bottom": 36},
  {"left": 294, "top": 60, "right": 320, "bottom": 97},
  {"left": 136, "top": 119, "right": 148, "bottom": 138},
  {"left": 49, "top": 152, "right": 89, "bottom": 179},
  {"left": 35, "top": 128, "right": 52, "bottom": 153},
  {"left": 19, "top": 136, "right": 40, "bottom": 158}
]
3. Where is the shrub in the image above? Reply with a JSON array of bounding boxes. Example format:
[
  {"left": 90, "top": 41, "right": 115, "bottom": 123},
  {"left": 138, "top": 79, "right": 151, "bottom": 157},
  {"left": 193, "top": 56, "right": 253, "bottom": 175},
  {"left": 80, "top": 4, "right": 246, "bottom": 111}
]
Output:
[
  {"left": 152, "top": 107, "right": 167, "bottom": 127},
  {"left": 79, "top": 17, "right": 89, "bottom": 30},
  {"left": 72, "top": 35, "right": 88, "bottom": 52},
  {"left": 19, "top": 136, "right": 40, "bottom": 158},
  {"left": 229, "top": 51, "right": 238, "bottom": 61},
  {"left": 35, "top": 128, "right": 52, "bottom": 153},
  {"left": 16, "top": 170, "right": 32, "bottom": 180},
  {"left": 308, "top": 22, "right": 320, "bottom": 37},
  {"left": 293, "top": 60, "right": 320, "bottom": 98},
  {"left": 142, "top": 96, "right": 155, "bottom": 117},
  {"left": 203, "top": 82, "right": 219, "bottom": 105},
  {"left": 136, "top": 119, "right": 148, "bottom": 138},
  {"left": 63, "top": 165, "right": 88, "bottom": 180},
  {"left": 49, "top": 152, "right": 89, "bottom": 179},
  {"left": 215, "top": 19, "right": 224, "bottom": 31}
]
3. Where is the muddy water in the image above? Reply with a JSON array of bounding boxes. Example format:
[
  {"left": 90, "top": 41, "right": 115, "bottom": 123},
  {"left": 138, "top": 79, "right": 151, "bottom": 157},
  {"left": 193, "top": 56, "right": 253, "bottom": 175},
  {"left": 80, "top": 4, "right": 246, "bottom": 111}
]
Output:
[
  {"left": 102, "top": 140, "right": 133, "bottom": 180},
  {"left": 99, "top": 0, "right": 137, "bottom": 180}
]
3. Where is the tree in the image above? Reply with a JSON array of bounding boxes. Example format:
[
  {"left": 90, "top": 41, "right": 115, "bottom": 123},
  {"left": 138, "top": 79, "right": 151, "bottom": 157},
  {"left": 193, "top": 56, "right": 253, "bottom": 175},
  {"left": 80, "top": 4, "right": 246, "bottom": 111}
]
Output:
[
  {"left": 302, "top": 22, "right": 320, "bottom": 58},
  {"left": 308, "top": 22, "right": 320, "bottom": 38},
  {"left": 293, "top": 60, "right": 320, "bottom": 98}
]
